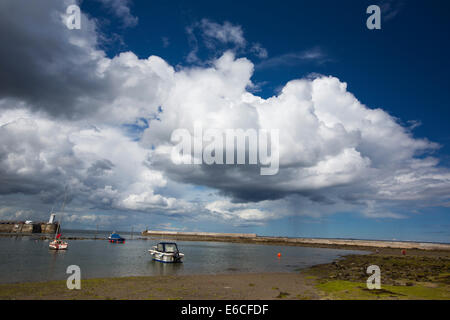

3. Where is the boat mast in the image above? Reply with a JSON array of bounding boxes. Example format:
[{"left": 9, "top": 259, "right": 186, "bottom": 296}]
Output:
[{"left": 55, "top": 188, "right": 67, "bottom": 240}]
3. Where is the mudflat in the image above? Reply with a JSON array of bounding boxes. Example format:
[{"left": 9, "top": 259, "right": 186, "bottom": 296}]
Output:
[
  {"left": 0, "top": 273, "right": 319, "bottom": 300},
  {"left": 0, "top": 248, "right": 448, "bottom": 300}
]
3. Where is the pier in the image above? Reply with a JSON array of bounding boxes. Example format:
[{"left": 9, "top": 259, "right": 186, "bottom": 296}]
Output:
[
  {"left": 141, "top": 230, "right": 450, "bottom": 251},
  {"left": 0, "top": 221, "right": 58, "bottom": 234}
]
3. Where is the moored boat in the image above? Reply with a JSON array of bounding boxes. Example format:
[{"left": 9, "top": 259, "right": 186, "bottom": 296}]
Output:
[
  {"left": 149, "top": 242, "right": 184, "bottom": 263},
  {"left": 48, "top": 219, "right": 68, "bottom": 250},
  {"left": 49, "top": 238, "right": 68, "bottom": 250},
  {"left": 108, "top": 232, "right": 125, "bottom": 243},
  {"left": 49, "top": 190, "right": 68, "bottom": 250}
]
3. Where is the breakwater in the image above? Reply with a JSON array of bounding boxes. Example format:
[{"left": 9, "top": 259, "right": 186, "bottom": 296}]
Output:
[
  {"left": 141, "top": 230, "right": 450, "bottom": 251},
  {"left": 143, "top": 230, "right": 256, "bottom": 238},
  {"left": 0, "top": 221, "right": 58, "bottom": 234}
]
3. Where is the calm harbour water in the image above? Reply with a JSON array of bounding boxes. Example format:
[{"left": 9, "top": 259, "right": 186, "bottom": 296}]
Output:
[{"left": 0, "top": 230, "right": 367, "bottom": 284}]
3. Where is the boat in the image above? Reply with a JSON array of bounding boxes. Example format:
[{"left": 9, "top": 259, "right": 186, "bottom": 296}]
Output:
[
  {"left": 108, "top": 232, "right": 125, "bottom": 243},
  {"left": 49, "top": 191, "right": 68, "bottom": 250},
  {"left": 49, "top": 237, "right": 68, "bottom": 250},
  {"left": 49, "top": 217, "right": 68, "bottom": 250},
  {"left": 148, "top": 242, "right": 184, "bottom": 263},
  {"left": 48, "top": 218, "right": 69, "bottom": 250}
]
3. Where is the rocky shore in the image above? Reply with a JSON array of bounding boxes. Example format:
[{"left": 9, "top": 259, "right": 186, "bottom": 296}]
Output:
[{"left": 303, "top": 248, "right": 450, "bottom": 299}]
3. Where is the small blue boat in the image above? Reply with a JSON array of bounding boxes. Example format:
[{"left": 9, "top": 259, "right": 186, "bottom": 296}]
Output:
[{"left": 108, "top": 232, "right": 125, "bottom": 243}]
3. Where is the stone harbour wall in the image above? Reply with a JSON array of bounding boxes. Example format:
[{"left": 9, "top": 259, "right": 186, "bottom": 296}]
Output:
[
  {"left": 141, "top": 230, "right": 450, "bottom": 251},
  {"left": 0, "top": 221, "right": 58, "bottom": 234}
]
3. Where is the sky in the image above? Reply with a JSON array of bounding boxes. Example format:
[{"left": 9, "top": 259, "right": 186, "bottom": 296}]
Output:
[{"left": 0, "top": 0, "right": 449, "bottom": 242}]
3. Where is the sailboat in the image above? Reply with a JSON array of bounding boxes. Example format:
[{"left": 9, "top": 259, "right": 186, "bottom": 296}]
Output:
[
  {"left": 49, "top": 189, "right": 69, "bottom": 250},
  {"left": 49, "top": 224, "right": 68, "bottom": 250}
]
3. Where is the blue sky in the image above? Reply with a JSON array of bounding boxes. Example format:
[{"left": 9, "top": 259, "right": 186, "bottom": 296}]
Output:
[
  {"left": 84, "top": 0, "right": 450, "bottom": 241},
  {"left": 84, "top": 0, "right": 450, "bottom": 161},
  {"left": 0, "top": 0, "right": 449, "bottom": 242}
]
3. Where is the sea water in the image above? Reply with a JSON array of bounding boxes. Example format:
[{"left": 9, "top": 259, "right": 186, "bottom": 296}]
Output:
[{"left": 0, "top": 231, "right": 367, "bottom": 283}]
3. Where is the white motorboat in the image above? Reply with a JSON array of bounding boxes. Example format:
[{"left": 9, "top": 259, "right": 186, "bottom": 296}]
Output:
[{"left": 149, "top": 242, "right": 184, "bottom": 263}]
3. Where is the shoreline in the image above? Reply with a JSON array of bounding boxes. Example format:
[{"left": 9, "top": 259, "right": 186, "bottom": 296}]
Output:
[{"left": 0, "top": 248, "right": 448, "bottom": 300}]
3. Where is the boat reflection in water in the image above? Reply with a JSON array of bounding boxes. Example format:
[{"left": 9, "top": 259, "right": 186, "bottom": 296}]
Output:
[{"left": 148, "top": 259, "right": 184, "bottom": 276}]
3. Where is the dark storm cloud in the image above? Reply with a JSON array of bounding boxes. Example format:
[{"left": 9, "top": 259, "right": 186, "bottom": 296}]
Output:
[
  {"left": 150, "top": 156, "right": 333, "bottom": 203},
  {"left": 0, "top": 0, "right": 112, "bottom": 118}
]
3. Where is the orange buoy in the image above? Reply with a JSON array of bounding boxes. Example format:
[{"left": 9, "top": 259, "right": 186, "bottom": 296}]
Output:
[{"left": 277, "top": 252, "right": 281, "bottom": 258}]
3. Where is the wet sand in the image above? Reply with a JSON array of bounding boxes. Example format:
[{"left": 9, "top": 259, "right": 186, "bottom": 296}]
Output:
[
  {"left": 0, "top": 273, "right": 319, "bottom": 300},
  {"left": 0, "top": 247, "right": 448, "bottom": 300}
]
